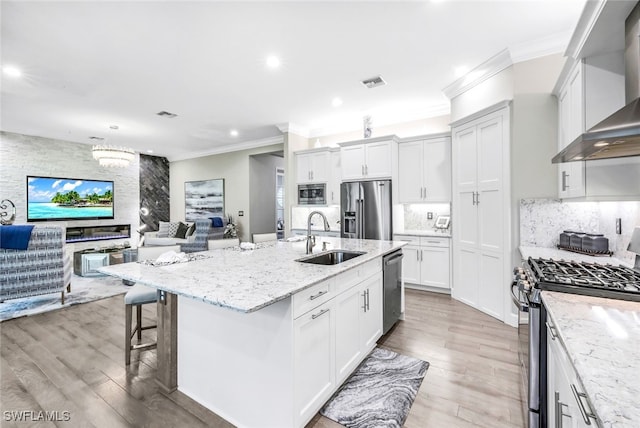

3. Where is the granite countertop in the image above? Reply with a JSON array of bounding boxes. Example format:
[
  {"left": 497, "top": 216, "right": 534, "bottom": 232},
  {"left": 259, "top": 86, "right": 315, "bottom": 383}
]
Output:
[
  {"left": 99, "top": 237, "right": 405, "bottom": 313},
  {"left": 519, "top": 246, "right": 629, "bottom": 267},
  {"left": 394, "top": 230, "right": 451, "bottom": 238},
  {"left": 541, "top": 291, "right": 640, "bottom": 427}
]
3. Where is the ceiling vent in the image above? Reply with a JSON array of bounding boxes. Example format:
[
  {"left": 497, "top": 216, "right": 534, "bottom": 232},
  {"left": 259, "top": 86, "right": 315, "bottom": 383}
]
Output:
[
  {"left": 88, "top": 136, "right": 105, "bottom": 141},
  {"left": 157, "top": 111, "right": 178, "bottom": 118},
  {"left": 361, "top": 75, "right": 386, "bottom": 89}
]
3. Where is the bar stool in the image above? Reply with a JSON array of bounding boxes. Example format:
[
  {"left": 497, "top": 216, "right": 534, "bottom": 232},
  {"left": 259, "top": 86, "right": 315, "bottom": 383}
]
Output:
[
  {"left": 124, "top": 245, "right": 180, "bottom": 365},
  {"left": 252, "top": 233, "right": 277, "bottom": 243},
  {"left": 208, "top": 237, "right": 240, "bottom": 250}
]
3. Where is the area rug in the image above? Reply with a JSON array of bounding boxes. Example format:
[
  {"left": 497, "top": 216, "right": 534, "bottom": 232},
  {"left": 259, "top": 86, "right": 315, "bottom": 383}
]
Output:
[
  {"left": 0, "top": 274, "right": 130, "bottom": 322},
  {"left": 320, "top": 347, "right": 429, "bottom": 428}
]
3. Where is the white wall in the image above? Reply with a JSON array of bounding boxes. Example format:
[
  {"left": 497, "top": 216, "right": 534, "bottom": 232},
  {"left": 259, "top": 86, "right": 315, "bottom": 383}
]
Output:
[
  {"left": 0, "top": 131, "right": 140, "bottom": 251},
  {"left": 170, "top": 143, "right": 284, "bottom": 243}
]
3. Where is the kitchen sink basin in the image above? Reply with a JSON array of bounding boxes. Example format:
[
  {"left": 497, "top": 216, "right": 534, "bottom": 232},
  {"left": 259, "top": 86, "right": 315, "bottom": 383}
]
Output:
[{"left": 297, "top": 250, "right": 366, "bottom": 265}]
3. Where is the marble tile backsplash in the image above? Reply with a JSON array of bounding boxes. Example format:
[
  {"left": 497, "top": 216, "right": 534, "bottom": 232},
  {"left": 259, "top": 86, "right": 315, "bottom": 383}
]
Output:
[
  {"left": 520, "top": 199, "right": 640, "bottom": 265},
  {"left": 402, "top": 203, "right": 451, "bottom": 231},
  {"left": 290, "top": 206, "right": 341, "bottom": 231}
]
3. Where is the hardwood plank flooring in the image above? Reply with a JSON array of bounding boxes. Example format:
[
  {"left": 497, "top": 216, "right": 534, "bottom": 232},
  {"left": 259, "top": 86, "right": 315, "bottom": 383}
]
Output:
[{"left": 0, "top": 289, "right": 525, "bottom": 427}]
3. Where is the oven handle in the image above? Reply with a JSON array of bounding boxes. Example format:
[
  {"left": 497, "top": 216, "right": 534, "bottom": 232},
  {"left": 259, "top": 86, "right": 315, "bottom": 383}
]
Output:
[{"left": 511, "top": 282, "right": 529, "bottom": 312}]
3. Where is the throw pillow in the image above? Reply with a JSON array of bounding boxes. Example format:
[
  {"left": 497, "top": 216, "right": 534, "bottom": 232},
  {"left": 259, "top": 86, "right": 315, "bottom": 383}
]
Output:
[
  {"left": 210, "top": 217, "right": 224, "bottom": 228},
  {"left": 175, "top": 222, "right": 188, "bottom": 239},
  {"left": 167, "top": 222, "right": 181, "bottom": 238},
  {"left": 185, "top": 223, "right": 196, "bottom": 237},
  {"left": 157, "top": 221, "right": 170, "bottom": 238}
]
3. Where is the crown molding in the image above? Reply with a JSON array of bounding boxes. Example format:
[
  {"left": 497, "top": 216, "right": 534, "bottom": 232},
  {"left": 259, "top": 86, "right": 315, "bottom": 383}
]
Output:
[
  {"left": 276, "top": 122, "right": 309, "bottom": 137},
  {"left": 510, "top": 30, "right": 573, "bottom": 63},
  {"left": 168, "top": 135, "right": 284, "bottom": 162},
  {"left": 565, "top": 0, "right": 607, "bottom": 60},
  {"left": 442, "top": 49, "right": 513, "bottom": 100}
]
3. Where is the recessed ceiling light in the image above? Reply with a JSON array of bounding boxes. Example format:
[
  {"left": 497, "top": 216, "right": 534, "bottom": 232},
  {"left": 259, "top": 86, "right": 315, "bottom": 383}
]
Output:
[
  {"left": 2, "top": 65, "right": 22, "bottom": 78},
  {"left": 594, "top": 142, "right": 609, "bottom": 147},
  {"left": 266, "top": 55, "right": 280, "bottom": 69},
  {"left": 230, "top": 129, "right": 239, "bottom": 137},
  {"left": 332, "top": 97, "right": 343, "bottom": 107}
]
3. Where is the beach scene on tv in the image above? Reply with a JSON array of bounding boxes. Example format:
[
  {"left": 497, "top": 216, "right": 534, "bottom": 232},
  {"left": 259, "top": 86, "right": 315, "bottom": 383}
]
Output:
[{"left": 27, "top": 177, "right": 114, "bottom": 220}]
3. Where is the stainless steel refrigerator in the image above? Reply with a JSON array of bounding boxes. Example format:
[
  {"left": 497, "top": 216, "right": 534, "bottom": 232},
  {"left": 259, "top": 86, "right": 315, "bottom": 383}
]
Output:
[{"left": 341, "top": 180, "right": 392, "bottom": 240}]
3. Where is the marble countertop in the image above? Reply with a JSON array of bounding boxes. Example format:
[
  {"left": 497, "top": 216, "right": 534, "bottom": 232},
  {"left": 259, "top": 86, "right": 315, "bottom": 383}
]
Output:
[
  {"left": 394, "top": 230, "right": 451, "bottom": 238},
  {"left": 541, "top": 291, "right": 640, "bottom": 427},
  {"left": 99, "top": 237, "right": 405, "bottom": 313},
  {"left": 519, "top": 246, "right": 629, "bottom": 267}
]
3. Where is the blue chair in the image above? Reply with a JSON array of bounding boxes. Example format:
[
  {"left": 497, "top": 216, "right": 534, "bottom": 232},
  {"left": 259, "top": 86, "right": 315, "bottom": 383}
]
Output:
[{"left": 124, "top": 245, "right": 179, "bottom": 365}]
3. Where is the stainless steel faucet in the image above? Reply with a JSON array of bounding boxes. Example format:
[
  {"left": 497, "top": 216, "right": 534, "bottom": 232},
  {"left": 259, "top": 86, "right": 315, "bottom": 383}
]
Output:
[{"left": 307, "top": 211, "right": 330, "bottom": 254}]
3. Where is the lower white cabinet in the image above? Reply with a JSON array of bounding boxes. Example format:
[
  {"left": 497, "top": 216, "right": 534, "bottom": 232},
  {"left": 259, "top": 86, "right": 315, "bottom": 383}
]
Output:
[
  {"left": 334, "top": 272, "right": 382, "bottom": 384},
  {"left": 395, "top": 235, "right": 450, "bottom": 291},
  {"left": 294, "top": 299, "right": 336, "bottom": 426},
  {"left": 293, "top": 259, "right": 382, "bottom": 427},
  {"left": 546, "top": 317, "right": 597, "bottom": 428}
]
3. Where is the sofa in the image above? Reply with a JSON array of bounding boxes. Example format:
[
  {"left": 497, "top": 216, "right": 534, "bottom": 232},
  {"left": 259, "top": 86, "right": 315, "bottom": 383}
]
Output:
[
  {"left": 144, "top": 218, "right": 227, "bottom": 253},
  {"left": 0, "top": 225, "right": 72, "bottom": 303}
]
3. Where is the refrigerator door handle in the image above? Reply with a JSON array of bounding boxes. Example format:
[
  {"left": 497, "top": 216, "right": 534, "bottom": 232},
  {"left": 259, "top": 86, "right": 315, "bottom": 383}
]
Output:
[{"left": 359, "top": 199, "right": 365, "bottom": 238}]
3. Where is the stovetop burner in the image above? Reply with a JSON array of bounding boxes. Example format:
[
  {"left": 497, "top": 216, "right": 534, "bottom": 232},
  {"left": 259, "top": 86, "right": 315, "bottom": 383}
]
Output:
[{"left": 526, "top": 258, "right": 640, "bottom": 302}]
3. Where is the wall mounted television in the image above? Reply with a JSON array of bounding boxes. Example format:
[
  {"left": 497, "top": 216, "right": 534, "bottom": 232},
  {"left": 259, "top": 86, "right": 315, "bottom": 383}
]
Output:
[{"left": 27, "top": 176, "right": 115, "bottom": 222}]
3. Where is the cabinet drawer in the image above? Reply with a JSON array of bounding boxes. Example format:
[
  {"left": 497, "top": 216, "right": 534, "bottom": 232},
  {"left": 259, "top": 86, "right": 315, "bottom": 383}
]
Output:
[
  {"left": 293, "top": 279, "right": 333, "bottom": 319},
  {"left": 393, "top": 235, "right": 420, "bottom": 245},
  {"left": 334, "top": 258, "right": 381, "bottom": 295},
  {"left": 420, "top": 237, "right": 450, "bottom": 248}
]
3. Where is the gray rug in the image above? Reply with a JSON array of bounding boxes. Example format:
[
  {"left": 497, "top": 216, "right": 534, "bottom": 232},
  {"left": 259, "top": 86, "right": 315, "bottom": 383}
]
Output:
[
  {"left": 0, "top": 274, "right": 130, "bottom": 322},
  {"left": 321, "top": 347, "right": 429, "bottom": 428}
]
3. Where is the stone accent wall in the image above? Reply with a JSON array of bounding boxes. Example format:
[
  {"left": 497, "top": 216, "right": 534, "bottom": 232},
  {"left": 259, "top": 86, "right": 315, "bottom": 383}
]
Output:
[
  {"left": 0, "top": 131, "right": 140, "bottom": 251},
  {"left": 139, "top": 153, "right": 170, "bottom": 233}
]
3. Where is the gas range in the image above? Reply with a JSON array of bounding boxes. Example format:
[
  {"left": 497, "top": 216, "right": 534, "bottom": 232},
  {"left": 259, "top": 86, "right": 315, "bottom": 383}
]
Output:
[{"left": 519, "top": 257, "right": 640, "bottom": 302}]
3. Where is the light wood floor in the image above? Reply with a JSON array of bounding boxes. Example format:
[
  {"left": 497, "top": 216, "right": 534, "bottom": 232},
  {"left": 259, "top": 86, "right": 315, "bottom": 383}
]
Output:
[{"left": 0, "top": 289, "right": 525, "bottom": 427}]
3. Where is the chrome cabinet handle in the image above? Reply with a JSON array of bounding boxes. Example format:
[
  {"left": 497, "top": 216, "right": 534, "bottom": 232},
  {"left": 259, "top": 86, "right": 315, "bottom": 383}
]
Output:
[
  {"left": 555, "top": 391, "right": 571, "bottom": 428},
  {"left": 546, "top": 321, "right": 558, "bottom": 340},
  {"left": 562, "top": 171, "right": 570, "bottom": 190},
  {"left": 309, "top": 289, "right": 328, "bottom": 300},
  {"left": 472, "top": 192, "right": 476, "bottom": 205},
  {"left": 311, "top": 308, "right": 329, "bottom": 320},
  {"left": 361, "top": 165, "right": 365, "bottom": 175},
  {"left": 362, "top": 291, "right": 367, "bottom": 312},
  {"left": 365, "top": 165, "right": 368, "bottom": 175},
  {"left": 365, "top": 289, "right": 370, "bottom": 311},
  {"left": 475, "top": 192, "right": 479, "bottom": 204},
  {"left": 571, "top": 384, "right": 597, "bottom": 425}
]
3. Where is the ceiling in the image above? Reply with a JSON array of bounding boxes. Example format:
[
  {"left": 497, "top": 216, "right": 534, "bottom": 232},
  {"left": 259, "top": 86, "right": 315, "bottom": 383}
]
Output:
[{"left": 1, "top": 0, "right": 587, "bottom": 161}]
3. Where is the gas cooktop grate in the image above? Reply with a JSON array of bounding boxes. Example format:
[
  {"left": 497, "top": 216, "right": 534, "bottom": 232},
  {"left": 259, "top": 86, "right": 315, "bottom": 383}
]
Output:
[{"left": 527, "top": 258, "right": 640, "bottom": 302}]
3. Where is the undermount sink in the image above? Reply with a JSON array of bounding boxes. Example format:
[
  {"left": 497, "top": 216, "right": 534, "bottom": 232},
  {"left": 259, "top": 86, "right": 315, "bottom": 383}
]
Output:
[{"left": 297, "top": 250, "right": 366, "bottom": 266}]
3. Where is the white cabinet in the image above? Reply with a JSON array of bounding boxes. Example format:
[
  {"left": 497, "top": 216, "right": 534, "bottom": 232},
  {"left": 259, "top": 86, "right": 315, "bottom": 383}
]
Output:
[
  {"left": 398, "top": 135, "right": 451, "bottom": 203},
  {"left": 294, "top": 298, "right": 335, "bottom": 426},
  {"left": 546, "top": 318, "right": 597, "bottom": 428},
  {"left": 452, "top": 104, "right": 510, "bottom": 321},
  {"left": 294, "top": 257, "right": 382, "bottom": 426},
  {"left": 395, "top": 235, "right": 450, "bottom": 291},
  {"left": 328, "top": 149, "right": 341, "bottom": 204},
  {"left": 339, "top": 137, "right": 397, "bottom": 181},
  {"left": 296, "top": 150, "right": 330, "bottom": 184},
  {"left": 556, "top": 52, "right": 625, "bottom": 199}
]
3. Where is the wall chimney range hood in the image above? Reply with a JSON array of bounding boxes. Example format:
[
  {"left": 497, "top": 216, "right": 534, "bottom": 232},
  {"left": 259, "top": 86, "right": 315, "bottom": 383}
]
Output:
[{"left": 553, "top": 2, "right": 640, "bottom": 164}]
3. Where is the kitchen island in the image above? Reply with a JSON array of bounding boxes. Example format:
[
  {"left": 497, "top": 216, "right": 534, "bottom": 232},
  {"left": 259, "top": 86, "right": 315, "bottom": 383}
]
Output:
[{"left": 99, "top": 237, "right": 405, "bottom": 428}]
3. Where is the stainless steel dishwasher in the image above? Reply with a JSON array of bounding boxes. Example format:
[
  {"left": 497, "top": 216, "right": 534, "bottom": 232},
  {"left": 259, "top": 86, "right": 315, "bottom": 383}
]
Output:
[{"left": 382, "top": 249, "right": 403, "bottom": 334}]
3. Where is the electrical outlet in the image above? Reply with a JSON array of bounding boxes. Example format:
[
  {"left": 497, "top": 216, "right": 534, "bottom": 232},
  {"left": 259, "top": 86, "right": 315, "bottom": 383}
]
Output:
[
  {"left": 616, "top": 218, "right": 621, "bottom": 234},
  {"left": 427, "top": 212, "right": 433, "bottom": 220},
  {"left": 238, "top": 211, "right": 244, "bottom": 217}
]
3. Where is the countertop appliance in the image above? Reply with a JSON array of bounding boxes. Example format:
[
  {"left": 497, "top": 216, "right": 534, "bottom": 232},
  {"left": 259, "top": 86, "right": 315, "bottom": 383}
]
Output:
[
  {"left": 298, "top": 183, "right": 326, "bottom": 205},
  {"left": 512, "top": 257, "right": 640, "bottom": 427},
  {"left": 382, "top": 249, "right": 403, "bottom": 334},
  {"left": 341, "top": 180, "right": 392, "bottom": 240},
  {"left": 558, "top": 230, "right": 611, "bottom": 256}
]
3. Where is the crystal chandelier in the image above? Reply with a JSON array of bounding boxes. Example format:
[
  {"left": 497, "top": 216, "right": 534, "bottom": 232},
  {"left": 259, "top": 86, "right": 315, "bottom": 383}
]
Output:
[{"left": 92, "top": 145, "right": 135, "bottom": 168}]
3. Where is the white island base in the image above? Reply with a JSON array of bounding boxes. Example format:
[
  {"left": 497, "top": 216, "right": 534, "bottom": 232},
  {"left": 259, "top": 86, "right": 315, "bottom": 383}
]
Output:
[{"left": 178, "top": 258, "right": 383, "bottom": 428}]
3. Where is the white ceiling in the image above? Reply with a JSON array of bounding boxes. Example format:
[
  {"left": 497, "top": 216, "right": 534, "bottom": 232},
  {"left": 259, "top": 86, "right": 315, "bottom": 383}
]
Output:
[{"left": 1, "top": 0, "right": 587, "bottom": 161}]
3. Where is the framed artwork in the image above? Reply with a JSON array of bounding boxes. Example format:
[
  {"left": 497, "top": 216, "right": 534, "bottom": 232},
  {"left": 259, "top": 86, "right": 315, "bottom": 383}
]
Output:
[{"left": 185, "top": 179, "right": 225, "bottom": 221}]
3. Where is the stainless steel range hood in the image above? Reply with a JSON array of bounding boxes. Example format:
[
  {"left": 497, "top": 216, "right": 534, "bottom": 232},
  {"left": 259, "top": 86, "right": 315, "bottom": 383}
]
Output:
[{"left": 553, "top": 3, "right": 640, "bottom": 164}]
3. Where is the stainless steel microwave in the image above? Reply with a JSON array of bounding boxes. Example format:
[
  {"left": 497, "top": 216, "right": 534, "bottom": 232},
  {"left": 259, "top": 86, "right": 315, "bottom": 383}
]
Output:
[{"left": 298, "top": 183, "right": 326, "bottom": 205}]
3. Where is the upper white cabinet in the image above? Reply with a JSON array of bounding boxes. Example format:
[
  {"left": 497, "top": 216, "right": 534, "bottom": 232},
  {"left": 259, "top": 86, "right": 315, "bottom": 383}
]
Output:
[
  {"left": 296, "top": 149, "right": 330, "bottom": 184},
  {"left": 452, "top": 103, "right": 510, "bottom": 322},
  {"left": 398, "top": 134, "right": 451, "bottom": 203},
  {"left": 556, "top": 51, "right": 625, "bottom": 199},
  {"left": 339, "top": 136, "right": 398, "bottom": 181},
  {"left": 328, "top": 148, "right": 341, "bottom": 204}
]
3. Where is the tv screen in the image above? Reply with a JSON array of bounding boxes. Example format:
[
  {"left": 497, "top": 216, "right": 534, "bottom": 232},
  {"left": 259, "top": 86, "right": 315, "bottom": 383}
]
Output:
[{"left": 27, "top": 176, "right": 115, "bottom": 221}]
